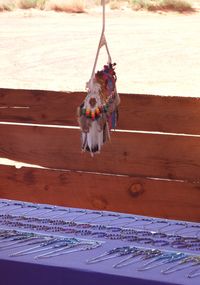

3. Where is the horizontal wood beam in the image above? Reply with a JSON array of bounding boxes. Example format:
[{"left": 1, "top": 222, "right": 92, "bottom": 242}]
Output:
[
  {"left": 0, "top": 88, "right": 85, "bottom": 126},
  {"left": 1, "top": 124, "right": 200, "bottom": 181},
  {"left": 1, "top": 88, "right": 200, "bottom": 134},
  {"left": 0, "top": 165, "right": 199, "bottom": 222}
]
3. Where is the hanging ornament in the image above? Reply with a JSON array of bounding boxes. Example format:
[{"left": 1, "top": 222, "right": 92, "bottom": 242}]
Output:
[
  {"left": 77, "top": 63, "right": 120, "bottom": 154},
  {"left": 77, "top": 0, "right": 120, "bottom": 155}
]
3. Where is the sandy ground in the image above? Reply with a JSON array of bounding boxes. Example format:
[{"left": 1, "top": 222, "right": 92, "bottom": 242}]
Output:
[{"left": 0, "top": 8, "right": 200, "bottom": 97}]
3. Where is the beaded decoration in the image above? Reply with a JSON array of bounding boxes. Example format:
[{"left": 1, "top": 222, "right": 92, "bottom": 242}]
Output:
[{"left": 77, "top": 63, "right": 120, "bottom": 154}]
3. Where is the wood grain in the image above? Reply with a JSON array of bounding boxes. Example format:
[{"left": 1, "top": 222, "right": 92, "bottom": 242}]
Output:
[
  {"left": 0, "top": 88, "right": 85, "bottom": 126},
  {"left": 1, "top": 88, "right": 200, "bottom": 134},
  {"left": 0, "top": 165, "right": 199, "bottom": 222},
  {"left": 0, "top": 124, "right": 200, "bottom": 181}
]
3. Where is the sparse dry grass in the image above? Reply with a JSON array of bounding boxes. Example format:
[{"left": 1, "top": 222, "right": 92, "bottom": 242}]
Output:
[
  {"left": 0, "top": 0, "right": 14, "bottom": 11},
  {"left": 46, "top": 0, "right": 85, "bottom": 13},
  {"left": 130, "top": 0, "right": 195, "bottom": 13},
  {"left": 16, "top": 0, "right": 37, "bottom": 9},
  {"left": 109, "top": 0, "right": 122, "bottom": 9},
  {"left": 0, "top": 0, "right": 197, "bottom": 13},
  {"left": 0, "top": 0, "right": 86, "bottom": 12}
]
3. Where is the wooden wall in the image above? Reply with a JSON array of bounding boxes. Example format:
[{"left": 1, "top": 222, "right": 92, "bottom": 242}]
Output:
[{"left": 0, "top": 88, "right": 200, "bottom": 222}]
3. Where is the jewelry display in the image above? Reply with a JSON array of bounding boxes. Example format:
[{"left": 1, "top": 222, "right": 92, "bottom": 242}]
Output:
[
  {"left": 0, "top": 200, "right": 199, "bottom": 237},
  {"left": 0, "top": 228, "right": 103, "bottom": 260},
  {"left": 35, "top": 243, "right": 101, "bottom": 259},
  {"left": 86, "top": 245, "right": 200, "bottom": 278},
  {"left": 1, "top": 199, "right": 200, "bottom": 280},
  {"left": 0, "top": 232, "right": 39, "bottom": 250},
  {"left": 0, "top": 213, "right": 199, "bottom": 251}
]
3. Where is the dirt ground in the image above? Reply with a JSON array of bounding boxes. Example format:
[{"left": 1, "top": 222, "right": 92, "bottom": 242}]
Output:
[{"left": 0, "top": 8, "right": 200, "bottom": 97}]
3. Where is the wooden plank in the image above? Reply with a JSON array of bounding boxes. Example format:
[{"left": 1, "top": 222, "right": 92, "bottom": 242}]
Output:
[
  {"left": 0, "top": 165, "right": 199, "bottom": 222},
  {"left": 118, "top": 93, "right": 200, "bottom": 135},
  {"left": 0, "top": 88, "right": 85, "bottom": 126},
  {"left": 0, "top": 124, "right": 200, "bottom": 181},
  {"left": 1, "top": 88, "right": 200, "bottom": 134}
]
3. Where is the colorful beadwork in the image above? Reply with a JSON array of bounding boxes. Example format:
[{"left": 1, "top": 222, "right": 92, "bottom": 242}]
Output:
[{"left": 77, "top": 63, "right": 120, "bottom": 154}]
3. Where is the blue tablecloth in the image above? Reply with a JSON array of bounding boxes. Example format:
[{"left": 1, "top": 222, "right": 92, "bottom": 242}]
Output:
[{"left": 0, "top": 199, "right": 199, "bottom": 285}]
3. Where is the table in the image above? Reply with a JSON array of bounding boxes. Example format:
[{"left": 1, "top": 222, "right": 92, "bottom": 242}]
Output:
[{"left": 0, "top": 199, "right": 199, "bottom": 285}]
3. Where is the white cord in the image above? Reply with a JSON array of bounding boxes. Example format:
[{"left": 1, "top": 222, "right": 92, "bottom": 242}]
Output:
[{"left": 89, "top": 0, "right": 112, "bottom": 90}]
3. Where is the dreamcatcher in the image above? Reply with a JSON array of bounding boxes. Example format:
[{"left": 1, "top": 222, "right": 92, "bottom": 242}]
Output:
[{"left": 77, "top": 0, "right": 120, "bottom": 155}]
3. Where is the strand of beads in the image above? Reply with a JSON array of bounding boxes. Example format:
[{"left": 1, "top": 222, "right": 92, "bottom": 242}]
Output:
[{"left": 1, "top": 218, "right": 200, "bottom": 251}]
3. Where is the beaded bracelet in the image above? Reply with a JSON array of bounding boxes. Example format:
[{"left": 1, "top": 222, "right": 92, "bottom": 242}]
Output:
[
  {"left": 86, "top": 246, "right": 133, "bottom": 264},
  {"left": 161, "top": 256, "right": 200, "bottom": 275},
  {"left": 137, "top": 252, "right": 187, "bottom": 271},
  {"left": 113, "top": 248, "right": 145, "bottom": 268}
]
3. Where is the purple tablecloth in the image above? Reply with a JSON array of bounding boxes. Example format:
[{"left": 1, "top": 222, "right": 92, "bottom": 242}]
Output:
[{"left": 0, "top": 199, "right": 199, "bottom": 285}]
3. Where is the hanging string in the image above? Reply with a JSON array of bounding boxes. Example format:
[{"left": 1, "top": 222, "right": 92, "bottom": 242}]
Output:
[{"left": 88, "top": 0, "right": 112, "bottom": 91}]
